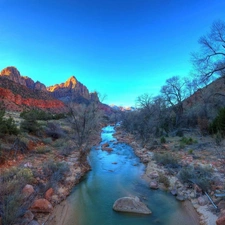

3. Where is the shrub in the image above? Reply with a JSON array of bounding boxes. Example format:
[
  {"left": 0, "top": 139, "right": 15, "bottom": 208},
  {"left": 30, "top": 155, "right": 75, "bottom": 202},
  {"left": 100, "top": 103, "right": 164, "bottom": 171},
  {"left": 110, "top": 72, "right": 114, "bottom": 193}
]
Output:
[
  {"left": 158, "top": 172, "right": 170, "bottom": 188},
  {"left": 1, "top": 167, "right": 34, "bottom": 185},
  {"left": 42, "top": 160, "right": 70, "bottom": 186},
  {"left": 43, "top": 137, "right": 53, "bottom": 145},
  {"left": 34, "top": 146, "right": 50, "bottom": 154},
  {"left": 180, "top": 136, "right": 197, "bottom": 145},
  {"left": 176, "top": 130, "right": 183, "bottom": 137},
  {"left": 0, "top": 110, "right": 19, "bottom": 136},
  {"left": 0, "top": 144, "right": 6, "bottom": 165},
  {"left": 178, "top": 165, "right": 212, "bottom": 191},
  {"left": 59, "top": 146, "right": 74, "bottom": 156},
  {"left": 20, "top": 110, "right": 65, "bottom": 121},
  {"left": 160, "top": 136, "right": 166, "bottom": 144},
  {"left": 153, "top": 152, "right": 179, "bottom": 168},
  {"left": 209, "top": 108, "right": 225, "bottom": 135},
  {"left": 20, "top": 117, "right": 41, "bottom": 135},
  {"left": 214, "top": 132, "right": 223, "bottom": 146},
  {"left": 188, "top": 149, "right": 194, "bottom": 154},
  {"left": 52, "top": 138, "right": 65, "bottom": 148},
  {"left": 2, "top": 191, "right": 23, "bottom": 225},
  {"left": 0, "top": 167, "right": 34, "bottom": 224},
  {"left": 44, "top": 122, "right": 65, "bottom": 139}
]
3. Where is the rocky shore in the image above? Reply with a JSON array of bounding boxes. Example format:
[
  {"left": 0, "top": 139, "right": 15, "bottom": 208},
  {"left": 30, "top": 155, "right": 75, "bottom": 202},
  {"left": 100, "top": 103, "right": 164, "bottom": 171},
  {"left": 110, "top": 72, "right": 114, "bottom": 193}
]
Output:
[
  {"left": 26, "top": 124, "right": 225, "bottom": 225},
  {"left": 113, "top": 127, "right": 225, "bottom": 225},
  {"left": 21, "top": 152, "right": 90, "bottom": 225}
]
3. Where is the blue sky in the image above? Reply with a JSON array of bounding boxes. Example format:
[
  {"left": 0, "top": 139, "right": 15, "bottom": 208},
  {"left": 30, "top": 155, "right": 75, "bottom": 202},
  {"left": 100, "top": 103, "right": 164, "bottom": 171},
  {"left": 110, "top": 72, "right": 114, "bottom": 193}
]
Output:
[{"left": 0, "top": 0, "right": 224, "bottom": 106}]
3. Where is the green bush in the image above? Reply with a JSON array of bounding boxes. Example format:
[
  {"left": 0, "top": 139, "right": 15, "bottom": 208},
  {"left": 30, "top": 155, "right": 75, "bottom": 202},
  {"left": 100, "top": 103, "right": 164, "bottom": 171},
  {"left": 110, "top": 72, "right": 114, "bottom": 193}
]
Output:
[
  {"left": 188, "top": 149, "right": 194, "bottom": 154},
  {"left": 20, "top": 114, "right": 41, "bottom": 135},
  {"left": 34, "top": 146, "right": 51, "bottom": 154},
  {"left": 160, "top": 136, "right": 166, "bottom": 144},
  {"left": 43, "top": 137, "right": 53, "bottom": 145},
  {"left": 153, "top": 152, "right": 179, "bottom": 168},
  {"left": 0, "top": 144, "right": 6, "bottom": 164},
  {"left": 20, "top": 109, "right": 65, "bottom": 121},
  {"left": 0, "top": 110, "right": 19, "bottom": 136},
  {"left": 209, "top": 108, "right": 225, "bottom": 135},
  {"left": 180, "top": 137, "right": 196, "bottom": 145}
]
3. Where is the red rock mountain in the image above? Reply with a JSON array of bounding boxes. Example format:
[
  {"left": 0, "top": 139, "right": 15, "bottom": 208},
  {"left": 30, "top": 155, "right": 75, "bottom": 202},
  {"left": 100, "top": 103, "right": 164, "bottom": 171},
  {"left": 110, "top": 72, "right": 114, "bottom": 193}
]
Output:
[
  {"left": 1, "top": 67, "right": 47, "bottom": 91},
  {"left": 0, "top": 66, "right": 102, "bottom": 113},
  {"left": 47, "top": 76, "right": 99, "bottom": 104}
]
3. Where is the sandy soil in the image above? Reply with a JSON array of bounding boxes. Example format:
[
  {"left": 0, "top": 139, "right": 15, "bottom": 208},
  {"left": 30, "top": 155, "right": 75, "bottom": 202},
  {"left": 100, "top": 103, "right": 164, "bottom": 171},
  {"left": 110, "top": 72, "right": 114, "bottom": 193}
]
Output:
[{"left": 44, "top": 200, "right": 70, "bottom": 225}]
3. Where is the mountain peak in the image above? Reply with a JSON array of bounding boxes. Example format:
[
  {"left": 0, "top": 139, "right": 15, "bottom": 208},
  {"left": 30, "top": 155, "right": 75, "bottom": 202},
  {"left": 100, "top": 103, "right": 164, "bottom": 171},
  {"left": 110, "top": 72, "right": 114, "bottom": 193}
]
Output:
[
  {"left": 64, "top": 76, "right": 77, "bottom": 88},
  {"left": 0, "top": 66, "right": 46, "bottom": 91},
  {"left": 1, "top": 66, "right": 21, "bottom": 77}
]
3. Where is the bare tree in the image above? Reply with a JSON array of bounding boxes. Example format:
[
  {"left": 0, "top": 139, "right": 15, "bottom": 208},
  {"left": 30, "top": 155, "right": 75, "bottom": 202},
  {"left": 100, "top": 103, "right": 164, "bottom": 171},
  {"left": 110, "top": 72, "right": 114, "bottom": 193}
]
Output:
[
  {"left": 67, "top": 102, "right": 103, "bottom": 165},
  {"left": 160, "top": 76, "right": 187, "bottom": 127},
  {"left": 192, "top": 20, "right": 225, "bottom": 84}
]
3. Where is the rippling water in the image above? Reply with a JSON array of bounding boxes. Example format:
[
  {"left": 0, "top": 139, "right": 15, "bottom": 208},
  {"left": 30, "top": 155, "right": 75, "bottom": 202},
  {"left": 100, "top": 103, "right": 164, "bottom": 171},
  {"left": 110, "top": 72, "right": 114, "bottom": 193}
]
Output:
[{"left": 64, "top": 125, "right": 198, "bottom": 225}]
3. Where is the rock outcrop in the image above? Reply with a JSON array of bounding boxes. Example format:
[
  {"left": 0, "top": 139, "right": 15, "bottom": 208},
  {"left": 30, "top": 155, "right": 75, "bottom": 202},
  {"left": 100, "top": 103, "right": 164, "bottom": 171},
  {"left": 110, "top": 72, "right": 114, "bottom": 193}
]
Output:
[
  {"left": 0, "top": 67, "right": 47, "bottom": 91},
  {"left": 22, "top": 184, "right": 35, "bottom": 198},
  {"left": 47, "top": 76, "right": 99, "bottom": 104},
  {"left": 113, "top": 196, "right": 152, "bottom": 214},
  {"left": 0, "top": 66, "right": 113, "bottom": 113},
  {"left": 216, "top": 214, "right": 225, "bottom": 225},
  {"left": 0, "top": 80, "right": 66, "bottom": 113},
  {"left": 30, "top": 199, "right": 53, "bottom": 213}
]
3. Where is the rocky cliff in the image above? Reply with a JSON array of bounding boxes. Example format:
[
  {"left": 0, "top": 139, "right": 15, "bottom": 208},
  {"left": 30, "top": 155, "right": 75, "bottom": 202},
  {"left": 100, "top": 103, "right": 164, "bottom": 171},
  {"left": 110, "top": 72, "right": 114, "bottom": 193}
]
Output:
[
  {"left": 0, "top": 76, "right": 66, "bottom": 113},
  {"left": 0, "top": 66, "right": 100, "bottom": 105},
  {"left": 0, "top": 66, "right": 106, "bottom": 113},
  {"left": 1, "top": 67, "right": 47, "bottom": 91},
  {"left": 47, "top": 76, "right": 99, "bottom": 104}
]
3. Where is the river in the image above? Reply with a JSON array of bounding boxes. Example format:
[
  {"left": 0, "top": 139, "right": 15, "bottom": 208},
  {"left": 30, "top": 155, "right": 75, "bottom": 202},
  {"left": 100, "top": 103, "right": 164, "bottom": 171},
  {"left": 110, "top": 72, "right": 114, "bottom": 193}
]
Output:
[{"left": 63, "top": 125, "right": 199, "bottom": 225}]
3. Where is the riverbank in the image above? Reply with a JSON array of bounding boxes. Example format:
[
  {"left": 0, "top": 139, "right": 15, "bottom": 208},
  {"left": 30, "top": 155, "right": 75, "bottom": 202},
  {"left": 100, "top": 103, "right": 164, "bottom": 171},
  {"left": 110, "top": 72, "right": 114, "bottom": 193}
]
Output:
[
  {"left": 113, "top": 126, "right": 224, "bottom": 225},
  {"left": 45, "top": 125, "right": 201, "bottom": 225},
  {"left": 39, "top": 124, "right": 224, "bottom": 225},
  {"left": 47, "top": 125, "right": 199, "bottom": 225}
]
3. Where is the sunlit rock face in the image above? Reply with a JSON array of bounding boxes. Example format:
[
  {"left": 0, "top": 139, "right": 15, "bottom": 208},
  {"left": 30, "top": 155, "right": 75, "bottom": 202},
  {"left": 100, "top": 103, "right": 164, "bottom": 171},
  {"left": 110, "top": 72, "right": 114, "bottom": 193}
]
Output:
[
  {"left": 0, "top": 67, "right": 67, "bottom": 113},
  {"left": 0, "top": 66, "right": 112, "bottom": 113},
  {"left": 47, "top": 76, "right": 99, "bottom": 104},
  {"left": 1, "top": 66, "right": 27, "bottom": 86},
  {"left": 0, "top": 66, "right": 47, "bottom": 91},
  {"left": 0, "top": 85, "right": 66, "bottom": 113}
]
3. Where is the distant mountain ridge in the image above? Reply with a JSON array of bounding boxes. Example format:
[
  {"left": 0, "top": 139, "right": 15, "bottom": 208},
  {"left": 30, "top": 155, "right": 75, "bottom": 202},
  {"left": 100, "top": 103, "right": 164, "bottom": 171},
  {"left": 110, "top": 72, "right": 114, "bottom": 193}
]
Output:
[{"left": 0, "top": 66, "right": 103, "bottom": 112}]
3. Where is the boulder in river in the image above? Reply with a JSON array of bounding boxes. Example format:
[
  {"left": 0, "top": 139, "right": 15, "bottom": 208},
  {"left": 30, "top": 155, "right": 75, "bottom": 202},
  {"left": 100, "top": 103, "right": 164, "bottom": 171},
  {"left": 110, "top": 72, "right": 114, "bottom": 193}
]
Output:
[{"left": 113, "top": 196, "right": 152, "bottom": 214}]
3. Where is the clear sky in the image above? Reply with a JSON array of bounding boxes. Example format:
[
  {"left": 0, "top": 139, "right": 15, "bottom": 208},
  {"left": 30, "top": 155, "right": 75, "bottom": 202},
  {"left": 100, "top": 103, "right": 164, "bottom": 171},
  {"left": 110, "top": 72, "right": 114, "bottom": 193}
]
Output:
[{"left": 0, "top": 0, "right": 224, "bottom": 106}]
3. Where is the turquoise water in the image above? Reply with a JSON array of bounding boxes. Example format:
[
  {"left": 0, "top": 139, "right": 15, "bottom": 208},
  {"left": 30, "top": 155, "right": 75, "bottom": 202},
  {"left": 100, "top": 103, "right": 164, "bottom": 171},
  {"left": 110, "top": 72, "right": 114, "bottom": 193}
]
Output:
[{"left": 65, "top": 126, "right": 197, "bottom": 225}]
